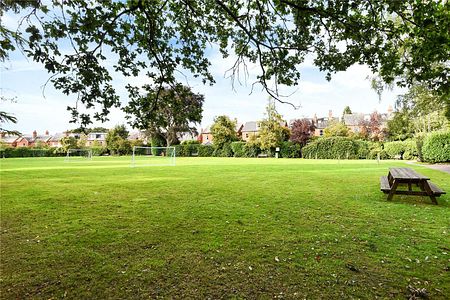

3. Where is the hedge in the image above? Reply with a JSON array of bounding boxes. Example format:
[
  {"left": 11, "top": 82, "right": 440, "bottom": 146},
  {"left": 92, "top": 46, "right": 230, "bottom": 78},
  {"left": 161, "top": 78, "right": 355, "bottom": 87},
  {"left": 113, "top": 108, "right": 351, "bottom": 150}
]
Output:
[
  {"left": 279, "top": 141, "right": 301, "bottom": 158},
  {"left": 1, "top": 147, "right": 66, "bottom": 158},
  {"left": 230, "top": 142, "right": 246, "bottom": 157},
  {"left": 301, "top": 137, "right": 368, "bottom": 159},
  {"left": 422, "top": 131, "right": 450, "bottom": 163},
  {"left": 383, "top": 140, "right": 418, "bottom": 160}
]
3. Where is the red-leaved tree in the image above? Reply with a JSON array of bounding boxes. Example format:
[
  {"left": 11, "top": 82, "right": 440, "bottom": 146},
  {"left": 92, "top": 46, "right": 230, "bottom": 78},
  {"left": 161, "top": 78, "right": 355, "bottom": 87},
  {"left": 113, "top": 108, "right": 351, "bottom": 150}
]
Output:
[{"left": 290, "top": 119, "right": 315, "bottom": 146}]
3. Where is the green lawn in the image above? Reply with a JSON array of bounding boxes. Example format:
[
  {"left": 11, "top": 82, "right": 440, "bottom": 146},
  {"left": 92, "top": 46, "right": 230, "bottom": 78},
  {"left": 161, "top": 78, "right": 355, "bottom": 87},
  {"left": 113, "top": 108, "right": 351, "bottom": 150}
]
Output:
[{"left": 1, "top": 157, "right": 449, "bottom": 299}]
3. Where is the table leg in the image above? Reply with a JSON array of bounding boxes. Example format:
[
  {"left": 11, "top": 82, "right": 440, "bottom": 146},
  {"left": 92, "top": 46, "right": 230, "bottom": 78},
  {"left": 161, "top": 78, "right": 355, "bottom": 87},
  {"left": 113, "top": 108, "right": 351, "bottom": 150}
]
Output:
[
  {"left": 422, "top": 181, "right": 438, "bottom": 205},
  {"left": 387, "top": 181, "right": 399, "bottom": 201}
]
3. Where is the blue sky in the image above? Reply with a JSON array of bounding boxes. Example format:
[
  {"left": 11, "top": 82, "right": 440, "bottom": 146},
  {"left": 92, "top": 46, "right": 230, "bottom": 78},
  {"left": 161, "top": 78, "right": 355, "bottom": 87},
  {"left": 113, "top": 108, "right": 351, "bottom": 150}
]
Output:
[{"left": 1, "top": 12, "right": 404, "bottom": 135}]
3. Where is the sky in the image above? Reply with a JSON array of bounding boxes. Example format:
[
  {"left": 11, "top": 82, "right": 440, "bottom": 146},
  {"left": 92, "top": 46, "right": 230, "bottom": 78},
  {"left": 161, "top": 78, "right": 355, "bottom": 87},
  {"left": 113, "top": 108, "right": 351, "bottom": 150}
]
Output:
[{"left": 1, "top": 11, "right": 404, "bottom": 136}]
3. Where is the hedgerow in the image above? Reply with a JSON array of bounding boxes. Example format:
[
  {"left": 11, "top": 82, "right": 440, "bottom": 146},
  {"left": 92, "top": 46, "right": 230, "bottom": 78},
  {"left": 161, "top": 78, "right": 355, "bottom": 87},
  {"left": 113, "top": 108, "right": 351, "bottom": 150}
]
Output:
[{"left": 422, "top": 131, "right": 450, "bottom": 163}]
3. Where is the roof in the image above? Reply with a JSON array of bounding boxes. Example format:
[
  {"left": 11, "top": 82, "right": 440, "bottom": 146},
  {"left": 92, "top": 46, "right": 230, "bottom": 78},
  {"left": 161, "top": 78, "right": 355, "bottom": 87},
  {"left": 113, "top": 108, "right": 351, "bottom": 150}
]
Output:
[
  {"left": 35, "top": 135, "right": 52, "bottom": 142},
  {"left": 20, "top": 135, "right": 36, "bottom": 143},
  {"left": 242, "top": 121, "right": 258, "bottom": 132},
  {"left": 201, "top": 126, "right": 211, "bottom": 134},
  {"left": 1, "top": 135, "right": 20, "bottom": 143},
  {"left": 343, "top": 113, "right": 365, "bottom": 126},
  {"left": 49, "top": 133, "right": 64, "bottom": 142}
]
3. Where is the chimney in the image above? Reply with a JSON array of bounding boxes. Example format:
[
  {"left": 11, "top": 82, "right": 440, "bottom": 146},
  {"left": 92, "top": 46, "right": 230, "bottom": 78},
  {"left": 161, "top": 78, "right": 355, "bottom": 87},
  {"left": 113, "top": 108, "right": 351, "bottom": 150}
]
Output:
[
  {"left": 32, "top": 130, "right": 37, "bottom": 138},
  {"left": 328, "top": 110, "right": 333, "bottom": 119},
  {"left": 45, "top": 130, "right": 49, "bottom": 135},
  {"left": 313, "top": 113, "right": 318, "bottom": 123}
]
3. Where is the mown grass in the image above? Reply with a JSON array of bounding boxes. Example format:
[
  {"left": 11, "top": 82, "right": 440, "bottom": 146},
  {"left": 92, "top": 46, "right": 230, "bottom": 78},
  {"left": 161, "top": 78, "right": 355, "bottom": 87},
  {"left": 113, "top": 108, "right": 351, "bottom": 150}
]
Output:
[{"left": 0, "top": 157, "right": 449, "bottom": 299}]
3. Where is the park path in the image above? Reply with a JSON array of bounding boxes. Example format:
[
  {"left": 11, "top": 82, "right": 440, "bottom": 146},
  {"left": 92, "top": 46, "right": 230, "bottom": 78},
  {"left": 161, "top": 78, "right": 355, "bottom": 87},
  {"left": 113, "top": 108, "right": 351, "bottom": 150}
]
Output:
[{"left": 407, "top": 161, "right": 450, "bottom": 174}]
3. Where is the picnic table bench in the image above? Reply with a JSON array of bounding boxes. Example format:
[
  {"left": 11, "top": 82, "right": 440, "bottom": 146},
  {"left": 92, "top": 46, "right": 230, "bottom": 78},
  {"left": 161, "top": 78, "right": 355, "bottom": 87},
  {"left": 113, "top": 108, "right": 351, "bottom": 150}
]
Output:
[{"left": 380, "top": 167, "right": 445, "bottom": 204}]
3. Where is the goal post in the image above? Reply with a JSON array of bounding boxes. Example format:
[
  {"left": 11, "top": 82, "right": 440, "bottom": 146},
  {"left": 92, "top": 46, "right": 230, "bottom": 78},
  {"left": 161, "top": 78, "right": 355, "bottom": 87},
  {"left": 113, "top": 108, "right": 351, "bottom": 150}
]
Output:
[
  {"left": 65, "top": 148, "right": 93, "bottom": 161},
  {"left": 131, "top": 146, "right": 176, "bottom": 167}
]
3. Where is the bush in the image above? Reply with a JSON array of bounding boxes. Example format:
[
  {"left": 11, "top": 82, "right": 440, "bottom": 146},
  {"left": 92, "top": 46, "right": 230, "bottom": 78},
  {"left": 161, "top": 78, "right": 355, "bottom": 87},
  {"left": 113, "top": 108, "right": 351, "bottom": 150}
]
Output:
[
  {"left": 230, "top": 142, "right": 246, "bottom": 157},
  {"left": 301, "top": 137, "right": 363, "bottom": 159},
  {"left": 243, "top": 142, "right": 260, "bottom": 157},
  {"left": 174, "top": 144, "right": 199, "bottom": 157},
  {"left": 279, "top": 141, "right": 301, "bottom": 158},
  {"left": 91, "top": 147, "right": 108, "bottom": 156},
  {"left": 181, "top": 140, "right": 200, "bottom": 145},
  {"left": 198, "top": 144, "right": 214, "bottom": 157},
  {"left": 2, "top": 147, "right": 65, "bottom": 158},
  {"left": 214, "top": 143, "right": 233, "bottom": 157},
  {"left": 422, "top": 131, "right": 450, "bottom": 163},
  {"left": 383, "top": 140, "right": 418, "bottom": 160}
]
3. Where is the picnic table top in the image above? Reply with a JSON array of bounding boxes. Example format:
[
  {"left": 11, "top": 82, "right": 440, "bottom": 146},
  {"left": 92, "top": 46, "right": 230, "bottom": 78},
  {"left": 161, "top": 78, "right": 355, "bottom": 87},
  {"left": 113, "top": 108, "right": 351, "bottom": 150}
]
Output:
[{"left": 389, "top": 167, "right": 430, "bottom": 180}]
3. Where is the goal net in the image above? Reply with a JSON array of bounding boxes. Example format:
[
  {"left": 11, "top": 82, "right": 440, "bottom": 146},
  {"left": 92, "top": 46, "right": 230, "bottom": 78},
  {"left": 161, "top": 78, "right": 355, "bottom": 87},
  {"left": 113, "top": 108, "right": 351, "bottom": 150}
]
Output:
[
  {"left": 131, "top": 146, "right": 175, "bottom": 167},
  {"left": 65, "top": 149, "right": 93, "bottom": 161}
]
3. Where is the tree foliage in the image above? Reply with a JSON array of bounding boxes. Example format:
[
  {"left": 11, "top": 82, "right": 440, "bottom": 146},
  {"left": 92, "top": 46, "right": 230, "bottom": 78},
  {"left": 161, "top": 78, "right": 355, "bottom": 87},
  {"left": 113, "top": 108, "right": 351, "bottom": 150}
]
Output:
[
  {"left": 125, "top": 84, "right": 204, "bottom": 146},
  {"left": 324, "top": 121, "right": 349, "bottom": 137},
  {"left": 210, "top": 115, "right": 238, "bottom": 149},
  {"left": 258, "top": 99, "right": 288, "bottom": 151},
  {"left": 2, "top": 1, "right": 449, "bottom": 126},
  {"left": 387, "top": 84, "right": 450, "bottom": 140},
  {"left": 106, "top": 124, "right": 130, "bottom": 155},
  {"left": 290, "top": 118, "right": 315, "bottom": 146}
]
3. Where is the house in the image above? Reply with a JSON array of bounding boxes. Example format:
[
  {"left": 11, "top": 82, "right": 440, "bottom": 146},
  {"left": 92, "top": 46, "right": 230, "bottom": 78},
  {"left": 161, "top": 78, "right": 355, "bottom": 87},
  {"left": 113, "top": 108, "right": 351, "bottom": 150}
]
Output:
[
  {"left": 200, "top": 127, "right": 213, "bottom": 144},
  {"left": 343, "top": 113, "right": 367, "bottom": 134},
  {"left": 34, "top": 130, "right": 52, "bottom": 146},
  {"left": 86, "top": 132, "right": 107, "bottom": 147},
  {"left": 312, "top": 111, "right": 339, "bottom": 137},
  {"left": 48, "top": 133, "right": 64, "bottom": 148},
  {"left": 241, "top": 121, "right": 259, "bottom": 142},
  {"left": 0, "top": 134, "right": 20, "bottom": 147}
]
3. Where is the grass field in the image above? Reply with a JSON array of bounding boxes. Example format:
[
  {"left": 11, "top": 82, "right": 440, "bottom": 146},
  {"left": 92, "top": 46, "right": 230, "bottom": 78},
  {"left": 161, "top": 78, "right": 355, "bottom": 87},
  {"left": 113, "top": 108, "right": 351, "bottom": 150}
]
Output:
[{"left": 1, "top": 157, "right": 449, "bottom": 299}]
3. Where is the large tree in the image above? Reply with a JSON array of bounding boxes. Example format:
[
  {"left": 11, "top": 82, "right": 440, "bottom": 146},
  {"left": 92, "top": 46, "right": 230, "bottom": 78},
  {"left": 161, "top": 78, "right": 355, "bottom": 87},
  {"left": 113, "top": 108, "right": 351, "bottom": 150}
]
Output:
[
  {"left": 125, "top": 84, "right": 203, "bottom": 146},
  {"left": 387, "top": 84, "right": 450, "bottom": 140},
  {"left": 1, "top": 1, "right": 449, "bottom": 126},
  {"left": 210, "top": 115, "right": 238, "bottom": 148},
  {"left": 258, "top": 99, "right": 288, "bottom": 151},
  {"left": 290, "top": 118, "right": 315, "bottom": 146}
]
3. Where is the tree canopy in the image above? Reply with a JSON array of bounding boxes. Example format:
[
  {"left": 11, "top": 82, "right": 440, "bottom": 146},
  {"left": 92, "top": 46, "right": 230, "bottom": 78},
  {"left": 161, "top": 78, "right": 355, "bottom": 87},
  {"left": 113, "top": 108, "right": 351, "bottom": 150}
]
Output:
[
  {"left": 258, "top": 99, "right": 288, "bottom": 151},
  {"left": 2, "top": 0, "right": 449, "bottom": 126},
  {"left": 210, "top": 115, "right": 238, "bottom": 148},
  {"left": 125, "top": 84, "right": 204, "bottom": 146}
]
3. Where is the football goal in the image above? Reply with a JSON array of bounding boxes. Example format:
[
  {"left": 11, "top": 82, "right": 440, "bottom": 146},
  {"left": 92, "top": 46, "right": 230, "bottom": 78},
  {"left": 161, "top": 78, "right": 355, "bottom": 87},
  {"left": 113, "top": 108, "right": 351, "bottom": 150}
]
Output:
[
  {"left": 131, "top": 146, "right": 175, "bottom": 167},
  {"left": 65, "top": 149, "right": 93, "bottom": 161}
]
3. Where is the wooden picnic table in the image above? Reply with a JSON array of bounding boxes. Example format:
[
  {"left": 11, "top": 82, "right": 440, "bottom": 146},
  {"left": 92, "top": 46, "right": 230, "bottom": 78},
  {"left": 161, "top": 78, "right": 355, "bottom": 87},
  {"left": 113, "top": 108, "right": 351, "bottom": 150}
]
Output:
[{"left": 380, "top": 167, "right": 445, "bottom": 204}]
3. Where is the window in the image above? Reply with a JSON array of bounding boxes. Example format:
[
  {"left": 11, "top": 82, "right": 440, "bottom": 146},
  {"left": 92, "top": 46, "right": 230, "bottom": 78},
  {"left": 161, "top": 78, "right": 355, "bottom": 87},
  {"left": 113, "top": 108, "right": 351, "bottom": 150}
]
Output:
[
  {"left": 319, "top": 130, "right": 323, "bottom": 136},
  {"left": 206, "top": 135, "right": 209, "bottom": 140},
  {"left": 245, "top": 134, "right": 249, "bottom": 138},
  {"left": 96, "top": 134, "right": 101, "bottom": 139}
]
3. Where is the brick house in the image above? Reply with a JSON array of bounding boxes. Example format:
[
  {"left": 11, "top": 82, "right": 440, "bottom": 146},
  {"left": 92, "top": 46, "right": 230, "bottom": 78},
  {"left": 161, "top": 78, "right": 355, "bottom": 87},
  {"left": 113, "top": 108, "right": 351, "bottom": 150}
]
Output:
[
  {"left": 200, "top": 127, "right": 213, "bottom": 144},
  {"left": 48, "top": 133, "right": 64, "bottom": 148},
  {"left": 312, "top": 111, "right": 339, "bottom": 137},
  {"left": 1, "top": 134, "right": 20, "bottom": 147},
  {"left": 241, "top": 121, "right": 259, "bottom": 142},
  {"left": 86, "top": 132, "right": 107, "bottom": 147}
]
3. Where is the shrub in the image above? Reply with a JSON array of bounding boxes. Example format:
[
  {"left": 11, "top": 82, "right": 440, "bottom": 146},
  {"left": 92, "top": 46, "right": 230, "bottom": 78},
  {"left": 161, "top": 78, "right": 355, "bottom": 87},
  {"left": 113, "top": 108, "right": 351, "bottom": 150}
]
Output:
[
  {"left": 243, "top": 142, "right": 260, "bottom": 157},
  {"left": 198, "top": 144, "right": 214, "bottom": 157},
  {"left": 91, "top": 147, "right": 108, "bottom": 156},
  {"left": 301, "top": 137, "right": 362, "bottom": 159},
  {"left": 181, "top": 140, "right": 200, "bottom": 145},
  {"left": 422, "top": 131, "right": 450, "bottom": 163},
  {"left": 174, "top": 144, "right": 199, "bottom": 157},
  {"left": 279, "top": 141, "right": 301, "bottom": 158},
  {"left": 230, "top": 142, "right": 245, "bottom": 157},
  {"left": 2, "top": 147, "right": 65, "bottom": 158},
  {"left": 383, "top": 140, "right": 418, "bottom": 160},
  {"left": 214, "top": 143, "right": 233, "bottom": 157}
]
